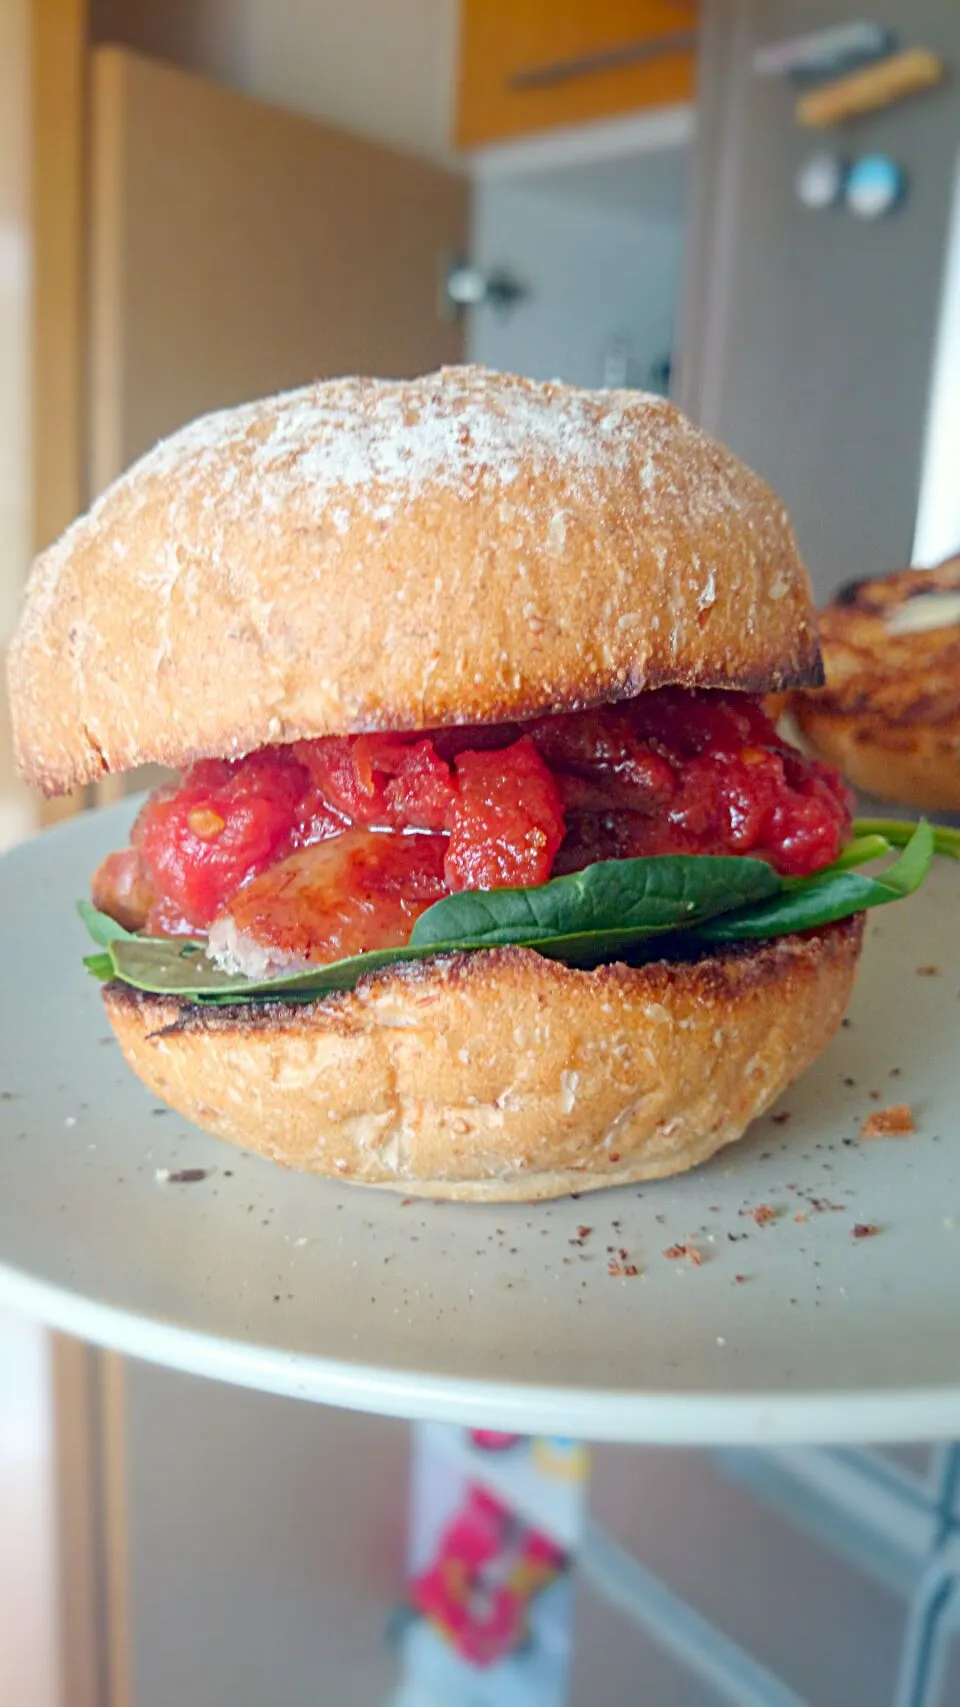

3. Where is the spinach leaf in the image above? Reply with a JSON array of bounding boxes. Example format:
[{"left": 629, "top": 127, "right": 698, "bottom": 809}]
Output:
[
  {"left": 84, "top": 952, "right": 114, "bottom": 981},
  {"left": 77, "top": 823, "right": 935, "bottom": 1006},
  {"left": 95, "top": 853, "right": 781, "bottom": 1000},
  {"left": 409, "top": 855, "right": 780, "bottom": 949},
  {"left": 108, "top": 935, "right": 437, "bottom": 999},
  {"left": 76, "top": 899, "right": 138, "bottom": 946},
  {"left": 852, "top": 817, "right": 960, "bottom": 862},
  {"left": 698, "top": 820, "right": 933, "bottom": 942},
  {"left": 809, "top": 833, "right": 891, "bottom": 875}
]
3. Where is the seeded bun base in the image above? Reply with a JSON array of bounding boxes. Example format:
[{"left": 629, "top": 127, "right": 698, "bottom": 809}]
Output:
[
  {"left": 791, "top": 713, "right": 960, "bottom": 813},
  {"left": 791, "top": 558, "right": 960, "bottom": 811},
  {"left": 11, "top": 367, "right": 821, "bottom": 796},
  {"left": 103, "top": 922, "right": 863, "bottom": 1202}
]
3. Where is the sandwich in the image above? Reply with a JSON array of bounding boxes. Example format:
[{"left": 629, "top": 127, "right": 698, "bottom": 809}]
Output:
[
  {"left": 786, "top": 554, "right": 960, "bottom": 812},
  {"left": 7, "top": 367, "right": 936, "bottom": 1201}
]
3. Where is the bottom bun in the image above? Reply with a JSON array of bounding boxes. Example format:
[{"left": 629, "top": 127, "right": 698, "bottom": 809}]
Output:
[
  {"left": 790, "top": 557, "right": 960, "bottom": 812},
  {"left": 791, "top": 705, "right": 960, "bottom": 813},
  {"left": 103, "top": 922, "right": 864, "bottom": 1202}
]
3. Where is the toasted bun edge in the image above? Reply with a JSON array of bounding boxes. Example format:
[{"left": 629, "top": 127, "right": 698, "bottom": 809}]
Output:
[{"left": 103, "top": 924, "right": 864, "bottom": 1202}]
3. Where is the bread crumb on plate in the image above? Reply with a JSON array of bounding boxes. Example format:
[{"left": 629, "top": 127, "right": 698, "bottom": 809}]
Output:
[{"left": 861, "top": 1103, "right": 915, "bottom": 1140}]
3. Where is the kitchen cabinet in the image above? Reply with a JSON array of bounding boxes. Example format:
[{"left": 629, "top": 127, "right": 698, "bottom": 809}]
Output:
[
  {"left": 456, "top": 0, "right": 696, "bottom": 149},
  {"left": 86, "top": 44, "right": 468, "bottom": 804}
]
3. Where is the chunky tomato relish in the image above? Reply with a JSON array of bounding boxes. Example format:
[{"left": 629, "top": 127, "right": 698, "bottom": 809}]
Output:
[{"left": 92, "top": 690, "right": 851, "bottom": 965}]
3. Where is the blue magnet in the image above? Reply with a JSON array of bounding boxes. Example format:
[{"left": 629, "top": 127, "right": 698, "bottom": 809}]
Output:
[{"left": 845, "top": 154, "right": 906, "bottom": 218}]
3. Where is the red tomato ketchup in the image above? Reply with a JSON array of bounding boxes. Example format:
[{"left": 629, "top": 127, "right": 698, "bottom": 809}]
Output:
[
  {"left": 91, "top": 690, "right": 852, "bottom": 961},
  {"left": 446, "top": 737, "right": 565, "bottom": 890}
]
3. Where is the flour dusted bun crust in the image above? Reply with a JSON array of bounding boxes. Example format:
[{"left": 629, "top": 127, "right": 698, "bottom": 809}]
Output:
[
  {"left": 10, "top": 366, "right": 821, "bottom": 796},
  {"left": 791, "top": 555, "right": 960, "bottom": 811},
  {"left": 103, "top": 922, "right": 862, "bottom": 1202}
]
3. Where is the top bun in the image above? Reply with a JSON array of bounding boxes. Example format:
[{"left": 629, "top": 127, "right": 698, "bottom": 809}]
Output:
[{"left": 9, "top": 366, "right": 821, "bottom": 795}]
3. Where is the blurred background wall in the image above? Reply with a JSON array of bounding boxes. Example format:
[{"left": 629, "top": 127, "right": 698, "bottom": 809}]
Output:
[
  {"left": 468, "top": 141, "right": 688, "bottom": 391},
  {"left": 679, "top": 0, "right": 960, "bottom": 589},
  {"left": 0, "top": 14, "right": 58, "bottom": 1707},
  {"left": 0, "top": 0, "right": 34, "bottom": 848}
]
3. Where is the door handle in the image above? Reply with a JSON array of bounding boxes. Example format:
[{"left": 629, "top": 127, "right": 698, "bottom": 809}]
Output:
[
  {"left": 509, "top": 30, "right": 696, "bottom": 92},
  {"left": 441, "top": 259, "right": 529, "bottom": 321}
]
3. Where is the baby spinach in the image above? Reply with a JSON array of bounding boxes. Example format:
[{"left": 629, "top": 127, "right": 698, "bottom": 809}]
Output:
[
  {"left": 77, "top": 898, "right": 136, "bottom": 947},
  {"left": 699, "top": 820, "right": 933, "bottom": 942},
  {"left": 78, "top": 854, "right": 778, "bottom": 1000},
  {"left": 78, "top": 821, "right": 935, "bottom": 1006},
  {"left": 852, "top": 817, "right": 960, "bottom": 862},
  {"left": 409, "top": 854, "right": 780, "bottom": 949},
  {"left": 107, "top": 933, "right": 437, "bottom": 1000}
]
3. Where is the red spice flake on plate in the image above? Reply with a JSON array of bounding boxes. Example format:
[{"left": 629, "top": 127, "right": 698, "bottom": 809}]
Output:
[
  {"left": 916, "top": 965, "right": 940, "bottom": 977},
  {"left": 861, "top": 1103, "right": 915, "bottom": 1140},
  {"left": 793, "top": 1211, "right": 808, "bottom": 1224},
  {"left": 852, "top": 1222, "right": 880, "bottom": 1239},
  {"left": 608, "top": 1259, "right": 640, "bottom": 1277},
  {"left": 743, "top": 1204, "right": 777, "bottom": 1226},
  {"left": 663, "top": 1242, "right": 702, "bottom": 1265},
  {"left": 770, "top": 1111, "right": 792, "bottom": 1126}
]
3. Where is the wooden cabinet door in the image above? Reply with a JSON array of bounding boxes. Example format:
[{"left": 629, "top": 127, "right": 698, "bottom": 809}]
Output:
[
  {"left": 456, "top": 0, "right": 697, "bottom": 148},
  {"left": 88, "top": 46, "right": 468, "bottom": 494},
  {"left": 87, "top": 45, "right": 468, "bottom": 800}
]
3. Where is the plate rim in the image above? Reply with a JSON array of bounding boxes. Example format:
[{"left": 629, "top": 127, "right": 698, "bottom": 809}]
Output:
[
  {"left": 4, "top": 1254, "right": 960, "bottom": 1445},
  {"left": 4, "top": 801, "right": 960, "bottom": 1445}
]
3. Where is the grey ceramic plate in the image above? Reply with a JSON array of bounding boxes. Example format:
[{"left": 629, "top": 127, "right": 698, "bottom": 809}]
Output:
[{"left": 0, "top": 802, "right": 958, "bottom": 1444}]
